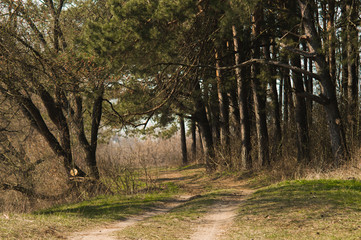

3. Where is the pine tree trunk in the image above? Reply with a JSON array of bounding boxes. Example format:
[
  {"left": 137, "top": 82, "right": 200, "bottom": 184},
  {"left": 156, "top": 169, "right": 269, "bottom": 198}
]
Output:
[
  {"left": 251, "top": 4, "right": 270, "bottom": 167},
  {"left": 179, "top": 115, "right": 188, "bottom": 165},
  {"left": 232, "top": 25, "right": 252, "bottom": 169},
  {"left": 291, "top": 53, "right": 311, "bottom": 163},
  {"left": 327, "top": 0, "right": 336, "bottom": 84},
  {"left": 266, "top": 42, "right": 282, "bottom": 159},
  {"left": 194, "top": 81, "right": 216, "bottom": 170},
  {"left": 215, "top": 48, "right": 230, "bottom": 148},
  {"left": 191, "top": 118, "right": 197, "bottom": 161},
  {"left": 303, "top": 42, "right": 313, "bottom": 129},
  {"left": 346, "top": 0, "right": 359, "bottom": 141}
]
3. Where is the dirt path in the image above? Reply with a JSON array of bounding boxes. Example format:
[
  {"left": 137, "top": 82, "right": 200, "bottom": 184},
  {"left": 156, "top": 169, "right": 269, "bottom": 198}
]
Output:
[
  {"left": 68, "top": 195, "right": 194, "bottom": 240},
  {"left": 190, "top": 191, "right": 253, "bottom": 240},
  {"left": 68, "top": 167, "right": 254, "bottom": 240}
]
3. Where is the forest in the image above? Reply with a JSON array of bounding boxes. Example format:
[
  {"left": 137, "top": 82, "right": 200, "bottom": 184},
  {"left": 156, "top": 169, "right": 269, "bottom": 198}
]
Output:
[{"left": 0, "top": 0, "right": 360, "bottom": 212}]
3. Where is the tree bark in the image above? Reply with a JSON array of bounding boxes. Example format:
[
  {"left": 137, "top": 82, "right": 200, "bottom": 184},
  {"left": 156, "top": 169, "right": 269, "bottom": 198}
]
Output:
[
  {"left": 345, "top": 0, "right": 359, "bottom": 141},
  {"left": 266, "top": 41, "right": 282, "bottom": 160},
  {"left": 303, "top": 42, "right": 313, "bottom": 129},
  {"left": 251, "top": 3, "right": 270, "bottom": 167},
  {"left": 326, "top": 0, "right": 336, "bottom": 84},
  {"left": 179, "top": 115, "right": 188, "bottom": 165},
  {"left": 73, "top": 86, "right": 104, "bottom": 179},
  {"left": 232, "top": 25, "right": 252, "bottom": 169},
  {"left": 194, "top": 81, "right": 215, "bottom": 170},
  {"left": 291, "top": 53, "right": 311, "bottom": 163},
  {"left": 191, "top": 117, "right": 197, "bottom": 161},
  {"left": 215, "top": 48, "right": 230, "bottom": 148}
]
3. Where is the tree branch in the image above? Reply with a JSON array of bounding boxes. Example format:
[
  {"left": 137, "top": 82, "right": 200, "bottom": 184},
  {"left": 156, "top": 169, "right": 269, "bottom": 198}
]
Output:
[
  {"left": 157, "top": 58, "right": 322, "bottom": 80},
  {"left": 1, "top": 183, "right": 74, "bottom": 201},
  {"left": 280, "top": 42, "right": 317, "bottom": 58},
  {"left": 293, "top": 90, "right": 330, "bottom": 105}
]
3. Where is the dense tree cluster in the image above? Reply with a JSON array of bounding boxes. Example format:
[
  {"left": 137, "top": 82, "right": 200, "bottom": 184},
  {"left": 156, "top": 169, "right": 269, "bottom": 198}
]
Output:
[{"left": 0, "top": 0, "right": 360, "bottom": 199}]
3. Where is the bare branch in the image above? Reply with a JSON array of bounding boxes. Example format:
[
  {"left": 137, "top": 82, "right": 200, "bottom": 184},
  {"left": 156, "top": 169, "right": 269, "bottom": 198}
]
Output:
[
  {"left": 1, "top": 183, "right": 74, "bottom": 201},
  {"left": 280, "top": 42, "right": 317, "bottom": 58}
]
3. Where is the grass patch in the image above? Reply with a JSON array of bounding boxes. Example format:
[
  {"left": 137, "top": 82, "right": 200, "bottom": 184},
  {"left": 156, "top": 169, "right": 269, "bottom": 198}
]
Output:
[
  {"left": 116, "top": 190, "right": 233, "bottom": 240},
  {"left": 224, "top": 179, "right": 361, "bottom": 240},
  {"left": 0, "top": 192, "right": 178, "bottom": 240}
]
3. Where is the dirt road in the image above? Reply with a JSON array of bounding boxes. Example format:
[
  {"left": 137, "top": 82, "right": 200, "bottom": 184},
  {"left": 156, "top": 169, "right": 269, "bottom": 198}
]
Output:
[{"left": 68, "top": 168, "right": 253, "bottom": 240}]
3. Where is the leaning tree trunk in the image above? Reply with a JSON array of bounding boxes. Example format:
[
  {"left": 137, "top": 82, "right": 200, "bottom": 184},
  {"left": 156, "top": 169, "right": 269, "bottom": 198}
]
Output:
[{"left": 298, "top": 0, "right": 349, "bottom": 165}]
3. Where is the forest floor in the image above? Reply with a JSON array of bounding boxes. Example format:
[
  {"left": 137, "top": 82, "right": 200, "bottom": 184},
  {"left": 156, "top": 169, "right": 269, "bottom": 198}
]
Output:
[
  {"left": 68, "top": 166, "right": 255, "bottom": 240},
  {"left": 2, "top": 164, "right": 361, "bottom": 239}
]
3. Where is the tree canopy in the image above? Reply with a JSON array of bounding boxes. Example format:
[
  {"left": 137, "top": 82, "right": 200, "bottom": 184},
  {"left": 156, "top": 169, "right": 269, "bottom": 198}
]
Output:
[{"left": 0, "top": 0, "right": 360, "bottom": 200}]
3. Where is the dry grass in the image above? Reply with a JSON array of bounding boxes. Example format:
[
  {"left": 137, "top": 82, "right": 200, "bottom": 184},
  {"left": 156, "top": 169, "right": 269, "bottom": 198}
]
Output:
[
  {"left": 0, "top": 134, "right": 186, "bottom": 213},
  {"left": 97, "top": 135, "right": 185, "bottom": 169}
]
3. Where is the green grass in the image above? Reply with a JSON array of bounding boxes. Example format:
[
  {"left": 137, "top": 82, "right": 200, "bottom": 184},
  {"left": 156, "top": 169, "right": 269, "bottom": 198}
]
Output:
[
  {"left": 3, "top": 165, "right": 361, "bottom": 240},
  {"left": 224, "top": 179, "right": 361, "bottom": 240},
  {"left": 0, "top": 192, "right": 178, "bottom": 240}
]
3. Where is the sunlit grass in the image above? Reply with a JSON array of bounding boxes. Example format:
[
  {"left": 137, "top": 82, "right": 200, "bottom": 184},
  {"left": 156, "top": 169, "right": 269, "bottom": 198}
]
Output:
[
  {"left": 0, "top": 191, "right": 178, "bottom": 240},
  {"left": 224, "top": 179, "right": 361, "bottom": 240}
]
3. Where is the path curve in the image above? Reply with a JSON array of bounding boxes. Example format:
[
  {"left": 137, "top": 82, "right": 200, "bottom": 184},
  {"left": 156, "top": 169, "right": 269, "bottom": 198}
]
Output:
[{"left": 68, "top": 195, "right": 194, "bottom": 240}]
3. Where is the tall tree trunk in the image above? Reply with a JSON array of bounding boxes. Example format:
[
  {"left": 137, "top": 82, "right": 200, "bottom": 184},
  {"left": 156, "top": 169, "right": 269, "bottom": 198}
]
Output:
[
  {"left": 179, "top": 115, "right": 188, "bottom": 165},
  {"left": 327, "top": 0, "right": 336, "bottom": 84},
  {"left": 341, "top": 2, "right": 349, "bottom": 101},
  {"left": 291, "top": 53, "right": 311, "bottom": 163},
  {"left": 251, "top": 3, "right": 270, "bottom": 167},
  {"left": 345, "top": 0, "right": 359, "bottom": 141},
  {"left": 303, "top": 42, "right": 313, "bottom": 129},
  {"left": 88, "top": 86, "right": 104, "bottom": 179},
  {"left": 191, "top": 117, "right": 197, "bottom": 161},
  {"left": 298, "top": 0, "right": 349, "bottom": 165},
  {"left": 229, "top": 85, "right": 241, "bottom": 135},
  {"left": 215, "top": 48, "right": 230, "bottom": 148},
  {"left": 194, "top": 81, "right": 215, "bottom": 170},
  {"left": 267, "top": 42, "right": 282, "bottom": 159},
  {"left": 204, "top": 81, "right": 219, "bottom": 146},
  {"left": 232, "top": 25, "right": 252, "bottom": 169},
  {"left": 281, "top": 56, "right": 294, "bottom": 136},
  {"left": 74, "top": 85, "right": 104, "bottom": 179},
  {"left": 285, "top": 0, "right": 311, "bottom": 163},
  {"left": 197, "top": 124, "right": 205, "bottom": 157}
]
